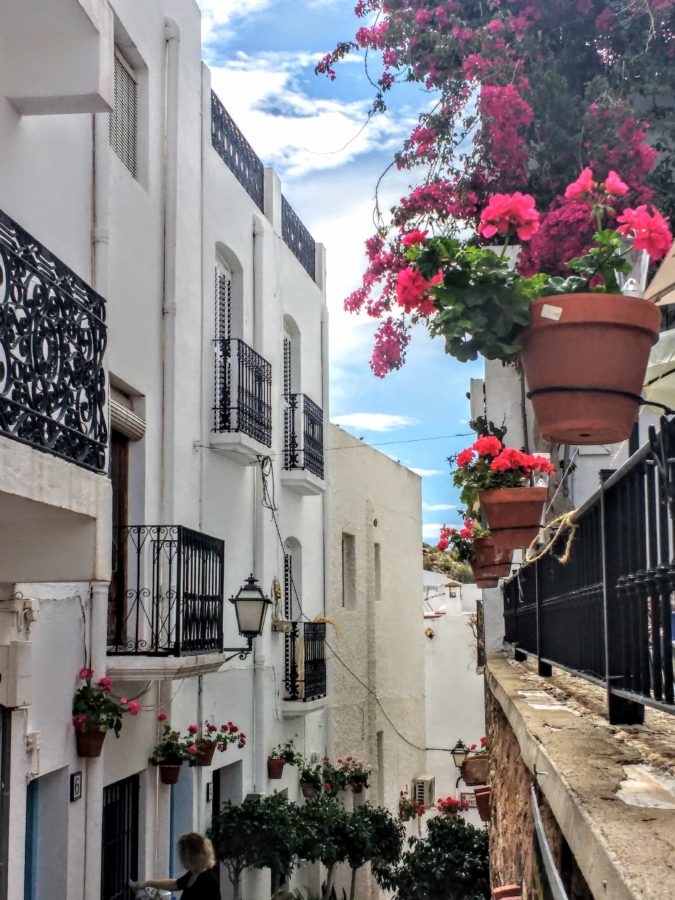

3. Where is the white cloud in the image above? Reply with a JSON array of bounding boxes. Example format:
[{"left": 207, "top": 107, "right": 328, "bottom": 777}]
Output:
[
  {"left": 198, "top": 0, "right": 276, "bottom": 47},
  {"left": 332, "top": 413, "right": 418, "bottom": 432},
  {"left": 422, "top": 522, "right": 446, "bottom": 539},
  {"left": 423, "top": 503, "right": 455, "bottom": 511},
  {"left": 411, "top": 468, "right": 444, "bottom": 478}
]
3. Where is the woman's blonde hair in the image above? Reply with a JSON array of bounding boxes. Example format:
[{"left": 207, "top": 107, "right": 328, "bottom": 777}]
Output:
[{"left": 177, "top": 832, "right": 216, "bottom": 871}]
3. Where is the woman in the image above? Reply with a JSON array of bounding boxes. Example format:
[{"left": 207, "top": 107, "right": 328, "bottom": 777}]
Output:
[{"left": 134, "top": 832, "right": 221, "bottom": 899}]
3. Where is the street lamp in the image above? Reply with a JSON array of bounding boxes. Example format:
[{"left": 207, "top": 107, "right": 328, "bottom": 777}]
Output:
[
  {"left": 451, "top": 740, "right": 470, "bottom": 769},
  {"left": 224, "top": 574, "right": 272, "bottom": 661}
]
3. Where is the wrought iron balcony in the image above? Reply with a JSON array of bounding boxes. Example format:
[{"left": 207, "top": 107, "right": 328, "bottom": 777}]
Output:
[
  {"left": 281, "top": 195, "right": 316, "bottom": 281},
  {"left": 284, "top": 393, "right": 324, "bottom": 479},
  {"left": 108, "top": 525, "right": 224, "bottom": 656},
  {"left": 0, "top": 208, "right": 107, "bottom": 472},
  {"left": 211, "top": 90, "right": 264, "bottom": 211},
  {"left": 503, "top": 416, "right": 675, "bottom": 724},
  {"left": 214, "top": 337, "right": 272, "bottom": 447},
  {"left": 285, "top": 621, "right": 327, "bottom": 701}
]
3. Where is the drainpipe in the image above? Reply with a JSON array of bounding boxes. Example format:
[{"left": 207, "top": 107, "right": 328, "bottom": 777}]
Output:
[
  {"left": 253, "top": 218, "right": 264, "bottom": 349},
  {"left": 320, "top": 302, "right": 333, "bottom": 754},
  {"left": 161, "top": 18, "right": 181, "bottom": 524},
  {"left": 0, "top": 707, "right": 10, "bottom": 900}
]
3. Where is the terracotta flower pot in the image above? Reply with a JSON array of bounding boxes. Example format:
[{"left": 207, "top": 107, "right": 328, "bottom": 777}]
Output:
[
  {"left": 471, "top": 538, "right": 513, "bottom": 585},
  {"left": 479, "top": 487, "right": 548, "bottom": 550},
  {"left": 75, "top": 728, "right": 107, "bottom": 759},
  {"left": 442, "top": 807, "right": 458, "bottom": 817},
  {"left": 159, "top": 763, "right": 183, "bottom": 785},
  {"left": 300, "top": 781, "right": 317, "bottom": 798},
  {"left": 493, "top": 886, "right": 523, "bottom": 900},
  {"left": 474, "top": 785, "right": 491, "bottom": 822},
  {"left": 193, "top": 742, "right": 216, "bottom": 767},
  {"left": 351, "top": 782, "right": 364, "bottom": 794},
  {"left": 461, "top": 754, "right": 489, "bottom": 786},
  {"left": 267, "top": 757, "right": 285, "bottom": 779},
  {"left": 400, "top": 809, "right": 411, "bottom": 822},
  {"left": 518, "top": 294, "right": 660, "bottom": 445}
]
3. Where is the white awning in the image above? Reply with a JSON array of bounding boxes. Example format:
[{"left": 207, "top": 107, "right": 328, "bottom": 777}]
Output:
[
  {"left": 646, "top": 240, "right": 675, "bottom": 306},
  {"left": 644, "top": 327, "right": 675, "bottom": 408}
]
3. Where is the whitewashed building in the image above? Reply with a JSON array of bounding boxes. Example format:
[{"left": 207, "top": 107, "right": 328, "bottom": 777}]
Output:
[
  {"left": 0, "top": 2, "right": 329, "bottom": 898},
  {"left": 327, "top": 424, "right": 427, "bottom": 900}
]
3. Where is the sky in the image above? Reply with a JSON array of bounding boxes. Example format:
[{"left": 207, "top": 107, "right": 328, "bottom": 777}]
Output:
[{"left": 198, "top": 0, "right": 484, "bottom": 540}]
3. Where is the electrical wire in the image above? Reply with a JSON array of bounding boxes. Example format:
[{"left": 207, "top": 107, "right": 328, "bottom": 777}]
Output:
[{"left": 256, "top": 455, "right": 460, "bottom": 755}]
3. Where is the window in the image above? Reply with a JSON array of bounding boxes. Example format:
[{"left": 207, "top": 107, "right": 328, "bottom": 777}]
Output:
[
  {"left": 215, "top": 262, "right": 232, "bottom": 343},
  {"left": 373, "top": 542, "right": 381, "bottom": 602},
  {"left": 101, "top": 775, "right": 139, "bottom": 900},
  {"left": 109, "top": 49, "right": 138, "bottom": 177},
  {"left": 342, "top": 532, "right": 356, "bottom": 609},
  {"left": 108, "top": 429, "right": 129, "bottom": 645}
]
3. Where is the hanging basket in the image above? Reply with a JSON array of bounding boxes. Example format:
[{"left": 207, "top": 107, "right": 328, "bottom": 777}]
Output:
[
  {"left": 159, "top": 763, "right": 183, "bottom": 785},
  {"left": 192, "top": 742, "right": 216, "bottom": 767},
  {"left": 75, "top": 728, "right": 107, "bottom": 759},
  {"left": 400, "top": 809, "right": 411, "bottom": 822},
  {"left": 267, "top": 757, "right": 285, "bottom": 779},
  {"left": 471, "top": 538, "right": 513, "bottom": 585},
  {"left": 351, "top": 782, "right": 364, "bottom": 795},
  {"left": 474, "top": 785, "right": 491, "bottom": 823},
  {"left": 479, "top": 487, "right": 548, "bottom": 550},
  {"left": 300, "top": 781, "right": 317, "bottom": 799},
  {"left": 461, "top": 754, "right": 489, "bottom": 786},
  {"left": 518, "top": 294, "right": 660, "bottom": 445}
]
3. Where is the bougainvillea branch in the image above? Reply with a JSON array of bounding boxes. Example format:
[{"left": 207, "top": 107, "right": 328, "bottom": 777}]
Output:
[{"left": 318, "top": 0, "right": 675, "bottom": 375}]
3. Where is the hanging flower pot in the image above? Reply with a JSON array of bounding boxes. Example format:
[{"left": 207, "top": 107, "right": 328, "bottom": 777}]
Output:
[
  {"left": 471, "top": 537, "right": 513, "bottom": 585},
  {"left": 267, "top": 757, "right": 286, "bottom": 779},
  {"left": 400, "top": 809, "right": 411, "bottom": 822},
  {"left": 519, "top": 294, "right": 660, "bottom": 445},
  {"left": 75, "top": 728, "right": 107, "bottom": 759},
  {"left": 461, "top": 754, "right": 489, "bottom": 786},
  {"left": 351, "top": 782, "right": 364, "bottom": 795},
  {"left": 193, "top": 741, "right": 216, "bottom": 767},
  {"left": 474, "top": 785, "right": 492, "bottom": 822},
  {"left": 300, "top": 780, "right": 317, "bottom": 799},
  {"left": 159, "top": 763, "right": 183, "bottom": 785},
  {"left": 479, "top": 487, "right": 548, "bottom": 550}
]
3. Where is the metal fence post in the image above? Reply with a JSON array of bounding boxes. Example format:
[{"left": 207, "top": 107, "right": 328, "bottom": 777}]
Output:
[{"left": 536, "top": 560, "right": 552, "bottom": 677}]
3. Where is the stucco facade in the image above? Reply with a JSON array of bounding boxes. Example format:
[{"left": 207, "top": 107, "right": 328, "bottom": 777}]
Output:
[
  {"left": 327, "top": 424, "right": 427, "bottom": 899},
  {"left": 0, "top": 2, "right": 329, "bottom": 898}
]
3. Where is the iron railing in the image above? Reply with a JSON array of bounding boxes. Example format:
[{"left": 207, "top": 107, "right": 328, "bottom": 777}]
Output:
[
  {"left": 284, "top": 393, "right": 324, "bottom": 478},
  {"left": 281, "top": 195, "right": 316, "bottom": 281},
  {"left": 108, "top": 525, "right": 224, "bottom": 656},
  {"left": 285, "top": 621, "right": 327, "bottom": 701},
  {"left": 214, "top": 337, "right": 272, "bottom": 446},
  {"left": 503, "top": 416, "right": 675, "bottom": 724},
  {"left": 211, "top": 91, "right": 265, "bottom": 210},
  {"left": 0, "top": 208, "right": 107, "bottom": 472}
]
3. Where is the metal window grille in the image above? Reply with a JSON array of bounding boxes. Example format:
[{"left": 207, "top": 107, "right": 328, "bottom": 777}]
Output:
[
  {"left": 215, "top": 264, "right": 232, "bottom": 342},
  {"left": 109, "top": 49, "right": 138, "bottom": 178},
  {"left": 101, "top": 775, "right": 139, "bottom": 900},
  {"left": 283, "top": 337, "right": 292, "bottom": 396},
  {"left": 285, "top": 621, "right": 327, "bottom": 700},
  {"left": 281, "top": 195, "right": 316, "bottom": 280},
  {"left": 283, "top": 393, "right": 324, "bottom": 478}
]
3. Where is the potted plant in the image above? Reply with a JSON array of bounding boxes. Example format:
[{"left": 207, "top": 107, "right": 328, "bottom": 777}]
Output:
[
  {"left": 299, "top": 762, "right": 323, "bottom": 799},
  {"left": 71, "top": 668, "right": 139, "bottom": 758},
  {"left": 399, "top": 178, "right": 669, "bottom": 445},
  {"left": 321, "top": 757, "right": 349, "bottom": 798},
  {"left": 437, "top": 518, "right": 513, "bottom": 587},
  {"left": 474, "top": 785, "right": 492, "bottom": 823},
  {"left": 149, "top": 717, "right": 190, "bottom": 784},
  {"left": 451, "top": 437, "right": 552, "bottom": 550},
  {"left": 185, "top": 720, "right": 246, "bottom": 767},
  {"left": 460, "top": 738, "right": 489, "bottom": 786},
  {"left": 268, "top": 737, "right": 303, "bottom": 779},
  {"left": 398, "top": 788, "right": 425, "bottom": 822},
  {"left": 337, "top": 755, "right": 372, "bottom": 794},
  {"left": 436, "top": 796, "right": 469, "bottom": 817}
]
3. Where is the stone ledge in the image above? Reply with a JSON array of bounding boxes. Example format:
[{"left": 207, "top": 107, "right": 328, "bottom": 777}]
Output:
[{"left": 486, "top": 653, "right": 675, "bottom": 900}]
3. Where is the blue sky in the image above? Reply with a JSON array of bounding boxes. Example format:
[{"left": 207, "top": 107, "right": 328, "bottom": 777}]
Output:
[{"left": 198, "top": 0, "right": 483, "bottom": 539}]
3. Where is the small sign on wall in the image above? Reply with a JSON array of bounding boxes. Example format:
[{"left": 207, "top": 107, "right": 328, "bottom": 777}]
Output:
[
  {"left": 460, "top": 792, "right": 477, "bottom": 809},
  {"left": 70, "top": 772, "right": 83, "bottom": 802}
]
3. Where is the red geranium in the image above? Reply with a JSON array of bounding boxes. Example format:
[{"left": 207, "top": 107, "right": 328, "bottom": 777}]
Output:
[
  {"left": 617, "top": 205, "right": 672, "bottom": 260},
  {"left": 477, "top": 192, "right": 540, "bottom": 241}
]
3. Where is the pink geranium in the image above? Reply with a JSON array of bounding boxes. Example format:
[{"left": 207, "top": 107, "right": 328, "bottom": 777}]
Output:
[
  {"left": 401, "top": 228, "right": 429, "bottom": 246},
  {"left": 126, "top": 701, "right": 141, "bottom": 716},
  {"left": 472, "top": 435, "right": 503, "bottom": 457},
  {"left": 565, "top": 167, "right": 596, "bottom": 199},
  {"left": 603, "top": 170, "right": 629, "bottom": 196},
  {"left": 457, "top": 448, "right": 475, "bottom": 467},
  {"left": 617, "top": 205, "right": 672, "bottom": 260},
  {"left": 477, "top": 192, "right": 540, "bottom": 241}
]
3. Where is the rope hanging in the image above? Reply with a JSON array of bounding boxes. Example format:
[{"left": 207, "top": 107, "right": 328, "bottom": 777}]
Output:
[{"left": 521, "top": 509, "right": 579, "bottom": 566}]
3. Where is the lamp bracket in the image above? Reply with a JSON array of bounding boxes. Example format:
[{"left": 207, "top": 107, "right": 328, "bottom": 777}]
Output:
[{"left": 222, "top": 636, "right": 253, "bottom": 663}]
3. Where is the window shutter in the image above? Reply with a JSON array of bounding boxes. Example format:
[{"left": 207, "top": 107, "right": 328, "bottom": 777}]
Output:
[
  {"left": 109, "top": 49, "right": 138, "bottom": 177},
  {"left": 215, "top": 264, "right": 232, "bottom": 341}
]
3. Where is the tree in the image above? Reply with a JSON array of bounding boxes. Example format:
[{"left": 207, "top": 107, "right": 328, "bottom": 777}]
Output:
[
  {"left": 382, "top": 815, "right": 490, "bottom": 900},
  {"left": 353, "top": 803, "right": 405, "bottom": 898},
  {"left": 294, "top": 797, "right": 353, "bottom": 899},
  {"left": 209, "top": 794, "right": 301, "bottom": 899}
]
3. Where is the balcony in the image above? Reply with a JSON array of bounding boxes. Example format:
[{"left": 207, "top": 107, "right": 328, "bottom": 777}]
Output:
[
  {"left": 211, "top": 337, "right": 272, "bottom": 461},
  {"left": 502, "top": 416, "right": 675, "bottom": 724},
  {"left": 281, "top": 195, "right": 316, "bottom": 281},
  {"left": 0, "top": 208, "right": 107, "bottom": 473},
  {"left": 211, "top": 90, "right": 264, "bottom": 211},
  {"left": 282, "top": 621, "right": 327, "bottom": 716},
  {"left": 107, "top": 525, "right": 225, "bottom": 680},
  {"left": 282, "top": 393, "right": 325, "bottom": 495}
]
